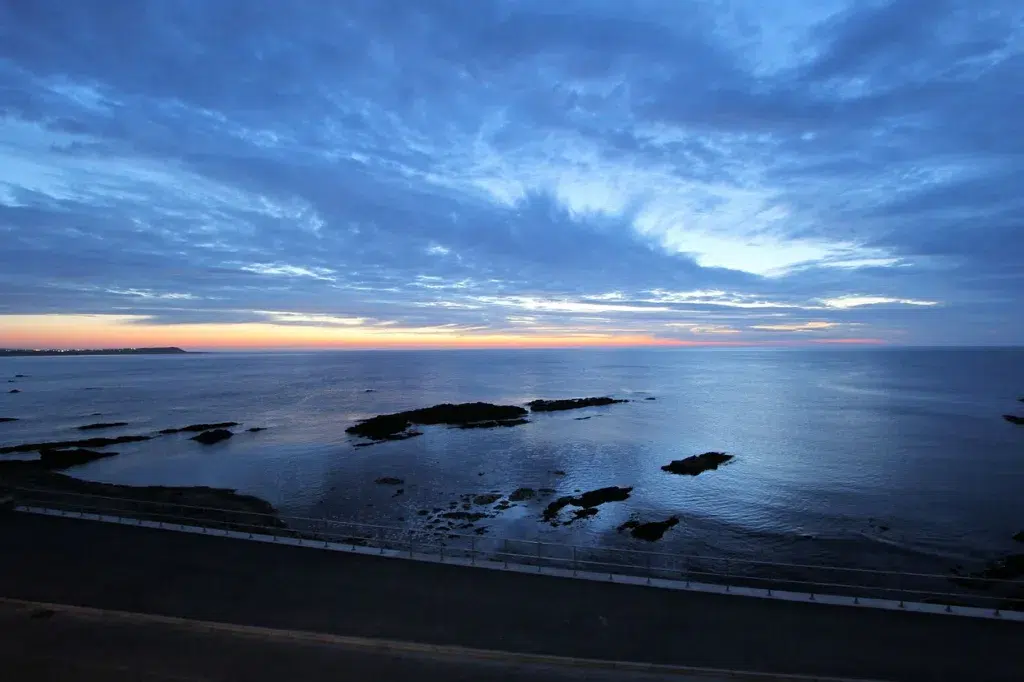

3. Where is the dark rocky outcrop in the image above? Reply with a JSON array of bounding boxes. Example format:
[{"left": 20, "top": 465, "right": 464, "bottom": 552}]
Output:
[
  {"left": 527, "top": 397, "right": 628, "bottom": 412},
  {"left": 550, "top": 470, "right": 567, "bottom": 476},
  {"left": 1003, "top": 415, "right": 1024, "bottom": 425},
  {"left": 159, "top": 422, "right": 240, "bottom": 434},
  {"left": 9, "top": 389, "right": 20, "bottom": 394},
  {"left": 38, "top": 448, "right": 118, "bottom": 469},
  {"left": 620, "top": 516, "right": 680, "bottom": 541},
  {"left": 573, "top": 507, "right": 599, "bottom": 520},
  {"left": 541, "top": 486, "right": 633, "bottom": 522},
  {"left": 190, "top": 429, "right": 233, "bottom": 445},
  {"left": 346, "top": 402, "right": 528, "bottom": 441},
  {"left": 508, "top": 487, "right": 535, "bottom": 502},
  {"left": 0, "top": 435, "right": 151, "bottom": 454},
  {"left": 246, "top": 427, "right": 267, "bottom": 432},
  {"left": 374, "top": 477, "right": 404, "bottom": 485},
  {"left": 0, "top": 471, "right": 283, "bottom": 530},
  {"left": 0, "top": 417, "right": 17, "bottom": 423},
  {"left": 457, "top": 418, "right": 529, "bottom": 429},
  {"left": 472, "top": 493, "right": 501, "bottom": 505},
  {"left": 644, "top": 396, "right": 656, "bottom": 401},
  {"left": 76, "top": 422, "right": 129, "bottom": 431},
  {"left": 661, "top": 452, "right": 734, "bottom": 476}
]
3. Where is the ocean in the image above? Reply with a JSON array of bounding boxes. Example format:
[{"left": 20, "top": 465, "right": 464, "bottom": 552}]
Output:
[{"left": 2, "top": 347, "right": 1023, "bottom": 578}]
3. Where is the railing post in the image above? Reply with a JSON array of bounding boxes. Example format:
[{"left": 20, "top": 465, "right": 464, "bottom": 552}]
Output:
[
  {"left": 471, "top": 537, "right": 476, "bottom": 566},
  {"left": 503, "top": 539, "right": 508, "bottom": 569},
  {"left": 572, "top": 546, "right": 577, "bottom": 576},
  {"left": 536, "top": 541, "right": 542, "bottom": 573},
  {"left": 646, "top": 553, "right": 652, "bottom": 585}
]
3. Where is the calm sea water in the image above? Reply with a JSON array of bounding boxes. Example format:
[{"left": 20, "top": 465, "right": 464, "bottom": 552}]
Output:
[{"left": 2, "top": 348, "right": 1023, "bottom": 575}]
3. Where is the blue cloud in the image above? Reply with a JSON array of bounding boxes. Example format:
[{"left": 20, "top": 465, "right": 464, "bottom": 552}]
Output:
[{"left": 1, "top": 0, "right": 1021, "bottom": 345}]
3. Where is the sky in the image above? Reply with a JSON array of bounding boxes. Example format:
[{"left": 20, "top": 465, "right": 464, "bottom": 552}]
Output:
[{"left": 0, "top": 0, "right": 1022, "bottom": 350}]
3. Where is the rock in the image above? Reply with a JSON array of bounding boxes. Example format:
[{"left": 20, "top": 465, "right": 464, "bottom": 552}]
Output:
[
  {"left": 473, "top": 493, "right": 501, "bottom": 505},
  {"left": 478, "top": 472, "right": 484, "bottom": 476},
  {"left": 574, "top": 416, "right": 592, "bottom": 421},
  {"left": 76, "top": 422, "right": 129, "bottom": 431},
  {"left": 0, "top": 417, "right": 18, "bottom": 423},
  {"left": 364, "top": 389, "right": 375, "bottom": 393},
  {"left": 661, "top": 452, "right": 734, "bottom": 476},
  {"left": 626, "top": 516, "right": 680, "bottom": 541},
  {"left": 346, "top": 402, "right": 528, "bottom": 441},
  {"left": 572, "top": 508, "right": 599, "bottom": 520},
  {"left": 38, "top": 448, "right": 119, "bottom": 469},
  {"left": 461, "top": 503, "right": 472, "bottom": 510},
  {"left": 527, "top": 397, "right": 628, "bottom": 412},
  {"left": 538, "top": 488, "right": 557, "bottom": 495},
  {"left": 1003, "top": 415, "right": 1024, "bottom": 425},
  {"left": 417, "top": 509, "right": 429, "bottom": 516},
  {"left": 509, "top": 487, "right": 536, "bottom": 502},
  {"left": 542, "top": 486, "right": 633, "bottom": 522},
  {"left": 159, "top": 422, "right": 240, "bottom": 434},
  {"left": 457, "top": 418, "right": 530, "bottom": 429},
  {"left": 574, "top": 486, "right": 633, "bottom": 508},
  {"left": 0, "top": 435, "right": 152, "bottom": 454},
  {"left": 14, "top": 374, "right": 26, "bottom": 378},
  {"left": 191, "top": 429, "right": 233, "bottom": 445},
  {"left": 9, "top": 389, "right": 20, "bottom": 394},
  {"left": 550, "top": 470, "right": 567, "bottom": 476},
  {"left": 644, "top": 396, "right": 656, "bottom": 401},
  {"left": 494, "top": 502, "right": 511, "bottom": 511},
  {"left": 617, "top": 520, "right": 640, "bottom": 532},
  {"left": 440, "top": 511, "right": 488, "bottom": 522},
  {"left": 393, "top": 488, "right": 405, "bottom": 497},
  {"left": 374, "top": 477, "right": 404, "bottom": 485},
  {"left": 246, "top": 427, "right": 267, "bottom": 432},
  {"left": 0, "top": 471, "right": 284, "bottom": 529},
  {"left": 1013, "top": 531, "right": 1024, "bottom": 543}
]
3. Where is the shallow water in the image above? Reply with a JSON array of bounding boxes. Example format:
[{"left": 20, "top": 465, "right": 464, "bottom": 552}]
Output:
[{"left": 2, "top": 347, "right": 1023, "bottom": 577}]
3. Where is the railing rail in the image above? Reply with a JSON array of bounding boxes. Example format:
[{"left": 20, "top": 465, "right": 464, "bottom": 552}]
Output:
[{"left": 6, "top": 485, "right": 1022, "bottom": 615}]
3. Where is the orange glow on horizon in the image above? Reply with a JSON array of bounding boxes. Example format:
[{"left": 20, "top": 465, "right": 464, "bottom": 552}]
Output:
[{"left": 0, "top": 315, "right": 886, "bottom": 351}]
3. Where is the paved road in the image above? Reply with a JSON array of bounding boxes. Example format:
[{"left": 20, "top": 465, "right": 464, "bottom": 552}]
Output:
[
  {"left": 0, "top": 600, "right": 729, "bottom": 682},
  {"left": 1, "top": 512, "right": 1021, "bottom": 681}
]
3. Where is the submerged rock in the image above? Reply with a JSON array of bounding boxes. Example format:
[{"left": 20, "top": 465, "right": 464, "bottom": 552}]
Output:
[
  {"left": 346, "top": 402, "right": 528, "bottom": 441},
  {"left": 374, "top": 477, "right": 404, "bottom": 485},
  {"left": 661, "top": 452, "right": 734, "bottom": 476},
  {"left": 159, "top": 422, "right": 240, "bottom": 434},
  {"left": 625, "top": 516, "right": 680, "bottom": 542},
  {"left": 0, "top": 417, "right": 18, "bottom": 423},
  {"left": 527, "top": 397, "right": 628, "bottom": 412},
  {"left": 458, "top": 418, "right": 529, "bottom": 429},
  {"left": 9, "top": 389, "right": 20, "bottom": 394},
  {"left": 508, "top": 487, "right": 535, "bottom": 502},
  {"left": 76, "top": 422, "right": 129, "bottom": 431},
  {"left": 1003, "top": 415, "right": 1024, "bottom": 425},
  {"left": 190, "top": 429, "right": 233, "bottom": 445},
  {"left": 473, "top": 493, "right": 501, "bottom": 505},
  {"left": 0, "top": 434, "right": 151, "bottom": 454},
  {"left": 644, "top": 396, "right": 657, "bottom": 401},
  {"left": 246, "top": 427, "right": 267, "bottom": 432}
]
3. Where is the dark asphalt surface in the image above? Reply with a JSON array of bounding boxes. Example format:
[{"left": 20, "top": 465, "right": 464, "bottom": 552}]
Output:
[
  {"left": 0, "top": 601, "right": 720, "bottom": 682},
  {"left": 1, "top": 512, "right": 1022, "bottom": 682}
]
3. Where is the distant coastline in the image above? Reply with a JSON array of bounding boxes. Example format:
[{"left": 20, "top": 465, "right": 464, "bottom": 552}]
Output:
[{"left": 0, "top": 347, "right": 190, "bottom": 357}]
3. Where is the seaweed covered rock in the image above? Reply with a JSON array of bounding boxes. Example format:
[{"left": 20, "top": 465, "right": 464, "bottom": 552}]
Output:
[
  {"left": 0, "top": 435, "right": 151, "bottom": 454},
  {"left": 346, "top": 402, "right": 528, "bottom": 441},
  {"left": 527, "top": 397, "right": 627, "bottom": 412},
  {"left": 541, "top": 486, "right": 633, "bottom": 522},
  {"left": 661, "top": 452, "right": 734, "bottom": 476}
]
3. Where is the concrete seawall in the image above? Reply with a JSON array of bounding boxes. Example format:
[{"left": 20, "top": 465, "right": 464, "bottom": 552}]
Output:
[{"left": 1, "top": 511, "right": 1022, "bottom": 681}]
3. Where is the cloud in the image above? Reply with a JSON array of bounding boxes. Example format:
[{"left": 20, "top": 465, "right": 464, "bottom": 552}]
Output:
[
  {"left": 820, "top": 295, "right": 939, "bottom": 309},
  {"left": 0, "top": 0, "right": 1019, "bottom": 347}
]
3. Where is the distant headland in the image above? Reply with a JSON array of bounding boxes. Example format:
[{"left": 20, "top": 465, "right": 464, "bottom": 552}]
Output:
[{"left": 0, "top": 347, "right": 190, "bottom": 357}]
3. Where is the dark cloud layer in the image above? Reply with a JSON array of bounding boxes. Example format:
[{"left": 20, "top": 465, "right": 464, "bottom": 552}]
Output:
[{"left": 1, "top": 0, "right": 1021, "bottom": 345}]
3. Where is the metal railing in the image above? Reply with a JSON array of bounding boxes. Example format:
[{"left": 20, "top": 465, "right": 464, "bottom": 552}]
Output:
[{"left": 5, "top": 485, "right": 1022, "bottom": 616}]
